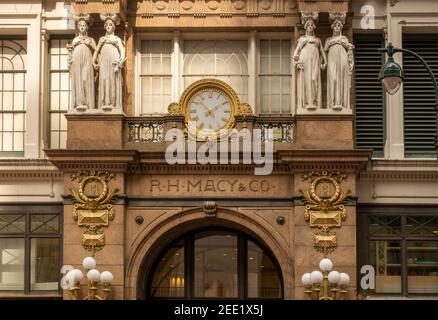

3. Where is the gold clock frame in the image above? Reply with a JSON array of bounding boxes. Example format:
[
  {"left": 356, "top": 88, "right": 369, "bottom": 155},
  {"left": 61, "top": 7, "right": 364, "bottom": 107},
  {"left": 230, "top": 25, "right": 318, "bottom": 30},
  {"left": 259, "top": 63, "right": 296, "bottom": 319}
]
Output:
[{"left": 168, "top": 78, "right": 253, "bottom": 140}]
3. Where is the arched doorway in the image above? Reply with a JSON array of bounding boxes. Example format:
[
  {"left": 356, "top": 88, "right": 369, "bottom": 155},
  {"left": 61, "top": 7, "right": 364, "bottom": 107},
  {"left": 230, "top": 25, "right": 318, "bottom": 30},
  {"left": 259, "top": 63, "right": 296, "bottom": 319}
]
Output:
[{"left": 146, "top": 227, "right": 283, "bottom": 299}]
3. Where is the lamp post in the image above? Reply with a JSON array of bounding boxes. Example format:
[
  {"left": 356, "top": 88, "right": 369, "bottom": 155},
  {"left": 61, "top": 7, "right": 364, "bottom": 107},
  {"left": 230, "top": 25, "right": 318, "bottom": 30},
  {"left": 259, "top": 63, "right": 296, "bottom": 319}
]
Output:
[
  {"left": 378, "top": 42, "right": 438, "bottom": 157},
  {"left": 66, "top": 256, "right": 114, "bottom": 300},
  {"left": 301, "top": 258, "right": 350, "bottom": 300}
]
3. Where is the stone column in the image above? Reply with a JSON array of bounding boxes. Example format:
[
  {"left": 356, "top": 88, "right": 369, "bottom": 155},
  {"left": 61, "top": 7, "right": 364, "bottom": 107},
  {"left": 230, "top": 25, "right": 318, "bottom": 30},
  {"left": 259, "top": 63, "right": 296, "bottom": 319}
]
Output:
[
  {"left": 46, "top": 113, "right": 136, "bottom": 300},
  {"left": 278, "top": 149, "right": 371, "bottom": 300}
]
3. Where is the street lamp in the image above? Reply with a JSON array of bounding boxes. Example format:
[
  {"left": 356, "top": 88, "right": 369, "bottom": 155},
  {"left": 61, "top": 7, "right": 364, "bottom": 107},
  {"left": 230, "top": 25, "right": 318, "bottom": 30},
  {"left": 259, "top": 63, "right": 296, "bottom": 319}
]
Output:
[
  {"left": 301, "top": 258, "right": 350, "bottom": 300},
  {"left": 66, "top": 256, "right": 114, "bottom": 300},
  {"left": 378, "top": 42, "right": 438, "bottom": 155}
]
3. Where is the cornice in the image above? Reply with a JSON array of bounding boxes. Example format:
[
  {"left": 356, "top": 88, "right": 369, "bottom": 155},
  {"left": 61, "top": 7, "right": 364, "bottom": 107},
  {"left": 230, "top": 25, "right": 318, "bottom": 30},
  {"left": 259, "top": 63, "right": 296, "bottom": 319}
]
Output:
[
  {"left": 361, "top": 159, "right": 438, "bottom": 180},
  {"left": 360, "top": 171, "right": 438, "bottom": 181},
  {"left": 44, "top": 149, "right": 138, "bottom": 172},
  {"left": 278, "top": 149, "right": 372, "bottom": 171},
  {"left": 0, "top": 159, "right": 62, "bottom": 179},
  {"left": 371, "top": 159, "right": 438, "bottom": 170},
  {"left": 44, "top": 149, "right": 373, "bottom": 173}
]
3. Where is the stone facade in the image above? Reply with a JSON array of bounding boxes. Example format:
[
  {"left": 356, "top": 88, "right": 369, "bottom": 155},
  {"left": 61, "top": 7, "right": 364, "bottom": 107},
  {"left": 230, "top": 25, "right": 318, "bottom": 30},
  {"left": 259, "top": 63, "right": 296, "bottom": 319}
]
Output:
[{"left": 0, "top": 0, "right": 437, "bottom": 300}]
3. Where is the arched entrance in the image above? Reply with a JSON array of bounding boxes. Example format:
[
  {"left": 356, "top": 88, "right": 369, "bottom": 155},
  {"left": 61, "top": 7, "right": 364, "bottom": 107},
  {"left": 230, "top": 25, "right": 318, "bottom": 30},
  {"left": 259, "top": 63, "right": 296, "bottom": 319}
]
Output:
[
  {"left": 146, "top": 227, "right": 283, "bottom": 299},
  {"left": 126, "top": 207, "right": 293, "bottom": 300}
]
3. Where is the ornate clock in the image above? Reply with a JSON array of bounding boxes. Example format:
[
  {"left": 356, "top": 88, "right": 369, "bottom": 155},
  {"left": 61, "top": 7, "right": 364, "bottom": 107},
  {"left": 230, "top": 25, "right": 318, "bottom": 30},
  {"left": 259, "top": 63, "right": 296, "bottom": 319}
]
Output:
[{"left": 169, "top": 79, "right": 252, "bottom": 140}]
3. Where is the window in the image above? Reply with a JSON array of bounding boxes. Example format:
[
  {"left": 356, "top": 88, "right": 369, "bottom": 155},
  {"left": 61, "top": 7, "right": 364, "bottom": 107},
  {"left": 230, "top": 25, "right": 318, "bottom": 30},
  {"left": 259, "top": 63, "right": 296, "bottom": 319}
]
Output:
[
  {"left": 150, "top": 239, "right": 185, "bottom": 298},
  {"left": 0, "top": 39, "right": 27, "bottom": 156},
  {"left": 183, "top": 40, "right": 249, "bottom": 102},
  {"left": 0, "top": 208, "right": 62, "bottom": 294},
  {"left": 403, "top": 34, "right": 438, "bottom": 157},
  {"left": 353, "top": 33, "right": 385, "bottom": 157},
  {"left": 358, "top": 206, "right": 438, "bottom": 296},
  {"left": 259, "top": 39, "right": 291, "bottom": 114},
  {"left": 139, "top": 40, "right": 172, "bottom": 115},
  {"left": 148, "top": 228, "right": 282, "bottom": 299},
  {"left": 49, "top": 38, "right": 71, "bottom": 149},
  {"left": 137, "top": 35, "right": 294, "bottom": 116}
]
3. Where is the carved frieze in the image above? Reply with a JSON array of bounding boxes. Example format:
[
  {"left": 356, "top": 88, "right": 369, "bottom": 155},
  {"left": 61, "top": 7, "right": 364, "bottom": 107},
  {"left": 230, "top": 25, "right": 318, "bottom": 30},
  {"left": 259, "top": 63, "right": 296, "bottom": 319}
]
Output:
[
  {"left": 72, "top": 0, "right": 128, "bottom": 20},
  {"left": 137, "top": 0, "right": 298, "bottom": 18}
]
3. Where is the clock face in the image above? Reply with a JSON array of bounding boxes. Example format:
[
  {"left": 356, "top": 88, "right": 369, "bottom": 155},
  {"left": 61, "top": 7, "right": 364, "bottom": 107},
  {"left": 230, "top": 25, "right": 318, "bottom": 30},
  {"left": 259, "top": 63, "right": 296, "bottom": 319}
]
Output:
[{"left": 186, "top": 87, "right": 234, "bottom": 139}]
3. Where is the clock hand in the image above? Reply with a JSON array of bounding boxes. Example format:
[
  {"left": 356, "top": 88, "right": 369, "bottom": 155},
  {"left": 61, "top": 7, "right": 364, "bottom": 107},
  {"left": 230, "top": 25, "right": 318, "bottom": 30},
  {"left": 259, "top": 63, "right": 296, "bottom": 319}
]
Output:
[
  {"left": 212, "top": 100, "right": 229, "bottom": 111},
  {"left": 197, "top": 99, "right": 210, "bottom": 111}
]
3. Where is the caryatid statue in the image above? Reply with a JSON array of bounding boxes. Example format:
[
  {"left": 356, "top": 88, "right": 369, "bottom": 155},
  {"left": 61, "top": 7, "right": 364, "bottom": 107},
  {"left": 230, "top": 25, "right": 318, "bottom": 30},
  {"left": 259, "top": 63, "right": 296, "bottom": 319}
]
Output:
[
  {"left": 324, "top": 12, "right": 355, "bottom": 111},
  {"left": 67, "top": 14, "right": 96, "bottom": 111},
  {"left": 293, "top": 12, "right": 327, "bottom": 111},
  {"left": 93, "top": 13, "right": 126, "bottom": 110}
]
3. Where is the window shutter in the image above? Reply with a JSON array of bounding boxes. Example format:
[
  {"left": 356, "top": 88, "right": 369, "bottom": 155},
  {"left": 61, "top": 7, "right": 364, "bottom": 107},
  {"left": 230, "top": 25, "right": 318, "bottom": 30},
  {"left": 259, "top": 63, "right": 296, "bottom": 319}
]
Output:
[
  {"left": 354, "top": 34, "right": 385, "bottom": 157},
  {"left": 403, "top": 34, "right": 438, "bottom": 157}
]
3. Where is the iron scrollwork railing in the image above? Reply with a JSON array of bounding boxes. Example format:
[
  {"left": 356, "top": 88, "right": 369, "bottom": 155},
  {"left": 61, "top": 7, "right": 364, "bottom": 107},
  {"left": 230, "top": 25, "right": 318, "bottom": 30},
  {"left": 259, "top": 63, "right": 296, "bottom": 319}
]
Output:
[
  {"left": 127, "top": 122, "right": 164, "bottom": 142},
  {"left": 257, "top": 122, "right": 294, "bottom": 143}
]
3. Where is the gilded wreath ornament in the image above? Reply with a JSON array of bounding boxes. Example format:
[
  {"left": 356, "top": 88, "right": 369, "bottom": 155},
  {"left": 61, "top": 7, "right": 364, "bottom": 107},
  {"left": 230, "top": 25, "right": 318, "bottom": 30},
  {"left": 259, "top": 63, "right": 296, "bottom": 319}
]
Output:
[
  {"left": 300, "top": 171, "right": 351, "bottom": 255},
  {"left": 70, "top": 171, "right": 119, "bottom": 254}
]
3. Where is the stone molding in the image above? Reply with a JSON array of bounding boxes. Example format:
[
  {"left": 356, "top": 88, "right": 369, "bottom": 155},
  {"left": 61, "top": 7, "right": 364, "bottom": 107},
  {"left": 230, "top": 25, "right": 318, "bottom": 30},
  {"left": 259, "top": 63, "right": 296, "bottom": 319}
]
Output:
[
  {"left": 360, "top": 171, "right": 438, "bottom": 181},
  {"left": 44, "top": 149, "right": 371, "bottom": 173},
  {"left": 361, "top": 159, "right": 438, "bottom": 180},
  {"left": 135, "top": 0, "right": 299, "bottom": 19},
  {"left": 0, "top": 159, "right": 62, "bottom": 179}
]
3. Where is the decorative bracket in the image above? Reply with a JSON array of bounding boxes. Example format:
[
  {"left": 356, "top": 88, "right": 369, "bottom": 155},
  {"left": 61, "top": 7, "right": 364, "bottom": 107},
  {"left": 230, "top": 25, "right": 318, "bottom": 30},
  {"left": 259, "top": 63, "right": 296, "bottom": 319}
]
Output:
[{"left": 203, "top": 201, "right": 217, "bottom": 217}]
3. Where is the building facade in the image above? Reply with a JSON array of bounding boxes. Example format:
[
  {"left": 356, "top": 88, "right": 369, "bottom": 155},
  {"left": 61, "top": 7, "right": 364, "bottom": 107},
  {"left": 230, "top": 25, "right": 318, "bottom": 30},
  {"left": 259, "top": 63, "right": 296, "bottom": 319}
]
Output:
[{"left": 0, "top": 0, "right": 437, "bottom": 299}]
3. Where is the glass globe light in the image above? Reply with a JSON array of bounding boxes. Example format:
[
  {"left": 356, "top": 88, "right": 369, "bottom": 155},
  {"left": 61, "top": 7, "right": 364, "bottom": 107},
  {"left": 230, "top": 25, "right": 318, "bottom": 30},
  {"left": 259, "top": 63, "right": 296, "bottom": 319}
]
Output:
[
  {"left": 301, "top": 273, "right": 312, "bottom": 286},
  {"left": 319, "top": 258, "right": 333, "bottom": 272},
  {"left": 69, "top": 269, "right": 83, "bottom": 282},
  {"left": 328, "top": 271, "right": 341, "bottom": 284},
  {"left": 310, "top": 270, "right": 323, "bottom": 285},
  {"left": 87, "top": 269, "right": 101, "bottom": 282},
  {"left": 381, "top": 77, "right": 403, "bottom": 95},
  {"left": 100, "top": 271, "right": 114, "bottom": 284},
  {"left": 82, "top": 256, "right": 97, "bottom": 270},
  {"left": 379, "top": 56, "right": 404, "bottom": 95},
  {"left": 339, "top": 273, "right": 350, "bottom": 286}
]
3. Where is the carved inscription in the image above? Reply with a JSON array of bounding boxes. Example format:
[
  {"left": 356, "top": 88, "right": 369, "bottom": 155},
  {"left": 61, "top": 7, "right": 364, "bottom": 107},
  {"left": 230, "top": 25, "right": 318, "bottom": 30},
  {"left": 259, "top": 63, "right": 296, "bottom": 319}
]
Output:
[
  {"left": 131, "top": 175, "right": 291, "bottom": 197},
  {"left": 149, "top": 179, "right": 272, "bottom": 193}
]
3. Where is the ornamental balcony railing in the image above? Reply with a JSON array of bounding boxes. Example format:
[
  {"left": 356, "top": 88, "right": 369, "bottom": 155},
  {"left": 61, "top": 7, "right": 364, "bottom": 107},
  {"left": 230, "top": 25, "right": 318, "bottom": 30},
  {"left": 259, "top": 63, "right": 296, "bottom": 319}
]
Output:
[
  {"left": 255, "top": 116, "right": 294, "bottom": 143},
  {"left": 125, "top": 115, "right": 295, "bottom": 146},
  {"left": 127, "top": 118, "right": 164, "bottom": 143}
]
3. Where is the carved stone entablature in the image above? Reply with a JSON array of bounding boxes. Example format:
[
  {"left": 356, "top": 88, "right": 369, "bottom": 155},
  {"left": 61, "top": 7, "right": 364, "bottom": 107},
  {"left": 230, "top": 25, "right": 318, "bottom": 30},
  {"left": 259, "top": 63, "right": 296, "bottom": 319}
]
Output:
[
  {"left": 296, "top": 0, "right": 349, "bottom": 13},
  {"left": 137, "top": 0, "right": 298, "bottom": 20},
  {"left": 72, "top": 0, "right": 128, "bottom": 21}
]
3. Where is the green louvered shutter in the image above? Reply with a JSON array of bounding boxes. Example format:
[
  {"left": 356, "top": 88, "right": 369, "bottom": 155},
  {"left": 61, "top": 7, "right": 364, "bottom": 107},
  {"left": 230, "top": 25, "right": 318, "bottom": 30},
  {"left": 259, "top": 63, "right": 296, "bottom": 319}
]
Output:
[
  {"left": 403, "top": 34, "right": 438, "bottom": 157},
  {"left": 354, "top": 33, "right": 385, "bottom": 157}
]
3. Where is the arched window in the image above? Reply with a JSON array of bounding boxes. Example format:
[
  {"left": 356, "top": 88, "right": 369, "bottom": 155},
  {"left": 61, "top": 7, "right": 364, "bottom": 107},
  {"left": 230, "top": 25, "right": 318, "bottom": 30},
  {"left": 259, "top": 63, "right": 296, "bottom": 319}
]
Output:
[
  {"left": 183, "top": 40, "right": 249, "bottom": 102},
  {"left": 147, "top": 228, "right": 283, "bottom": 299},
  {"left": 0, "top": 39, "right": 26, "bottom": 154}
]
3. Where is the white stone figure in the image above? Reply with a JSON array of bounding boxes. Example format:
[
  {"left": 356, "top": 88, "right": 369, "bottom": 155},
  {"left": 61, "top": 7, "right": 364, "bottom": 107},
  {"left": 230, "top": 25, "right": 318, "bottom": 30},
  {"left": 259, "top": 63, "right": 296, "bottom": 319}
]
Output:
[
  {"left": 293, "top": 12, "right": 327, "bottom": 111},
  {"left": 67, "top": 14, "right": 96, "bottom": 111},
  {"left": 93, "top": 13, "right": 126, "bottom": 111},
  {"left": 325, "top": 12, "right": 355, "bottom": 111}
]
